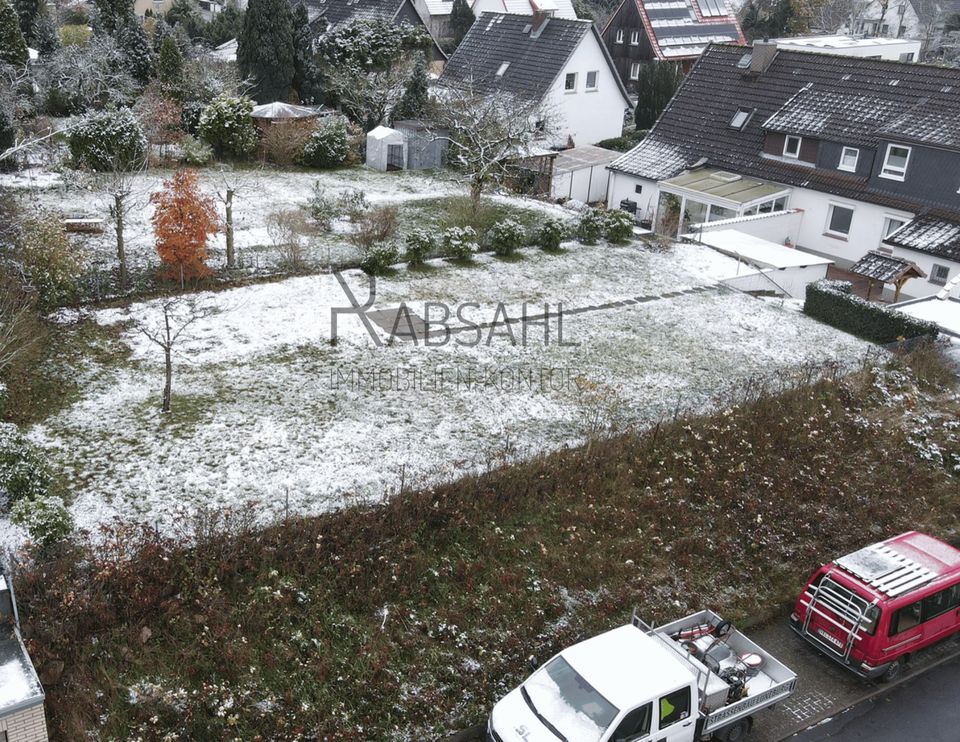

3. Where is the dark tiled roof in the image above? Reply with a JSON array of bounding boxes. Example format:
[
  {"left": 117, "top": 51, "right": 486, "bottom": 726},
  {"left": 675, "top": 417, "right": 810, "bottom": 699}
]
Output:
[
  {"left": 439, "top": 13, "right": 592, "bottom": 100},
  {"left": 301, "top": 0, "right": 405, "bottom": 25},
  {"left": 762, "top": 86, "right": 904, "bottom": 147},
  {"left": 877, "top": 98, "right": 960, "bottom": 150},
  {"left": 610, "top": 44, "right": 960, "bottom": 216},
  {"left": 849, "top": 251, "right": 926, "bottom": 282},
  {"left": 635, "top": 0, "right": 744, "bottom": 60},
  {"left": 885, "top": 215, "right": 960, "bottom": 262}
]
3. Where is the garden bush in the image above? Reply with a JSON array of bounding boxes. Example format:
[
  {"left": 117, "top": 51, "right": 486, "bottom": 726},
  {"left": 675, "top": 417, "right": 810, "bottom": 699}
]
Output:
[
  {"left": 309, "top": 183, "right": 337, "bottom": 230},
  {"left": 68, "top": 108, "right": 147, "bottom": 171},
  {"left": 488, "top": 219, "right": 526, "bottom": 256},
  {"left": 179, "top": 134, "right": 213, "bottom": 165},
  {"left": 260, "top": 121, "right": 314, "bottom": 166},
  {"left": 10, "top": 495, "right": 73, "bottom": 550},
  {"left": 197, "top": 95, "right": 258, "bottom": 159},
  {"left": 442, "top": 226, "right": 478, "bottom": 261},
  {"left": 359, "top": 243, "right": 400, "bottom": 276},
  {"left": 603, "top": 209, "right": 635, "bottom": 244},
  {"left": 804, "top": 280, "right": 939, "bottom": 344},
  {"left": 181, "top": 100, "right": 206, "bottom": 135},
  {"left": 337, "top": 188, "right": 368, "bottom": 221},
  {"left": 404, "top": 229, "right": 435, "bottom": 266},
  {"left": 298, "top": 119, "right": 349, "bottom": 169},
  {"left": 13, "top": 211, "right": 87, "bottom": 307},
  {"left": 577, "top": 208, "right": 604, "bottom": 245},
  {"left": 536, "top": 218, "right": 568, "bottom": 252},
  {"left": 0, "top": 422, "right": 53, "bottom": 508},
  {"left": 350, "top": 206, "right": 399, "bottom": 252}
]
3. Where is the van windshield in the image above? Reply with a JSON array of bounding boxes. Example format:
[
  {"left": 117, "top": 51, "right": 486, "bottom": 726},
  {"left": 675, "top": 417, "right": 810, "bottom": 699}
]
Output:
[{"left": 524, "top": 657, "right": 619, "bottom": 742}]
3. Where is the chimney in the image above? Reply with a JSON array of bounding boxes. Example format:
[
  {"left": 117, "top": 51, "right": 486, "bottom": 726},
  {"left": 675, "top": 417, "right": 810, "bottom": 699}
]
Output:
[
  {"left": 749, "top": 40, "right": 778, "bottom": 75},
  {"left": 529, "top": 1, "right": 555, "bottom": 38}
]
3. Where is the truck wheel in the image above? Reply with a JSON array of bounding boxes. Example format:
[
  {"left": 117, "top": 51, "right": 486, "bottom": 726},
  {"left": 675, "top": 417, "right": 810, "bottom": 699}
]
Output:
[
  {"left": 714, "top": 718, "right": 751, "bottom": 742},
  {"left": 880, "top": 658, "right": 904, "bottom": 683}
]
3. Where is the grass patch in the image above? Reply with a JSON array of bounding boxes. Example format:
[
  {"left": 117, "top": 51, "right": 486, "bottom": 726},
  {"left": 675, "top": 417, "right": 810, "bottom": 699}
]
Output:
[
  {"left": 401, "top": 196, "right": 545, "bottom": 241},
  {"left": 14, "top": 351, "right": 960, "bottom": 741}
]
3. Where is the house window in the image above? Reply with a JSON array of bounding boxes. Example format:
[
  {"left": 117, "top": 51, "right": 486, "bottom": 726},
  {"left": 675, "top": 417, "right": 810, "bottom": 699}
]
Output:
[
  {"left": 931, "top": 264, "right": 950, "bottom": 285},
  {"left": 634, "top": 184, "right": 643, "bottom": 194},
  {"left": 630, "top": 62, "right": 640, "bottom": 80},
  {"left": 899, "top": 51, "right": 914, "bottom": 61},
  {"left": 826, "top": 204, "right": 854, "bottom": 236},
  {"left": 881, "top": 144, "right": 911, "bottom": 180},
  {"left": 615, "top": 29, "right": 624, "bottom": 43},
  {"left": 838, "top": 146, "right": 859, "bottom": 172},
  {"left": 585, "top": 70, "right": 598, "bottom": 91},
  {"left": 630, "top": 30, "right": 640, "bottom": 45},
  {"left": 729, "top": 107, "right": 753, "bottom": 130},
  {"left": 882, "top": 216, "right": 906, "bottom": 239},
  {"left": 783, "top": 135, "right": 802, "bottom": 159},
  {"left": 564, "top": 72, "right": 577, "bottom": 92}
]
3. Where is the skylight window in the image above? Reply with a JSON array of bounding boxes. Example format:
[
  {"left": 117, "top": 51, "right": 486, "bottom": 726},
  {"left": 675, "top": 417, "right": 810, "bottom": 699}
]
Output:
[
  {"left": 729, "top": 107, "right": 754, "bottom": 130},
  {"left": 496, "top": 61, "right": 510, "bottom": 77}
]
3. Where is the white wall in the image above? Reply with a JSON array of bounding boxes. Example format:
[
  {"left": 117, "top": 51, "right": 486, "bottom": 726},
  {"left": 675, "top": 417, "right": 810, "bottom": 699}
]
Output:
[
  {"left": 693, "top": 210, "right": 804, "bottom": 247},
  {"left": 542, "top": 31, "right": 628, "bottom": 147},
  {"left": 552, "top": 165, "right": 610, "bottom": 202},
  {"left": 606, "top": 171, "right": 658, "bottom": 219},
  {"left": 886, "top": 246, "right": 960, "bottom": 299},
  {"left": 852, "top": 0, "right": 922, "bottom": 40},
  {"left": 722, "top": 264, "right": 830, "bottom": 299}
]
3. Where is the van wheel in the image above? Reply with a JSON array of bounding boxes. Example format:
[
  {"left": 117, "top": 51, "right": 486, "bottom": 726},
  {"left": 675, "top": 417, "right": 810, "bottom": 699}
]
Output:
[
  {"left": 880, "top": 658, "right": 904, "bottom": 683},
  {"left": 714, "top": 718, "right": 751, "bottom": 742}
]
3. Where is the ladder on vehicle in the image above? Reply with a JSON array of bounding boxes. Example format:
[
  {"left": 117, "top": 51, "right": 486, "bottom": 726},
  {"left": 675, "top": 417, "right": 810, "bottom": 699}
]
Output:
[{"left": 800, "top": 572, "right": 877, "bottom": 662}]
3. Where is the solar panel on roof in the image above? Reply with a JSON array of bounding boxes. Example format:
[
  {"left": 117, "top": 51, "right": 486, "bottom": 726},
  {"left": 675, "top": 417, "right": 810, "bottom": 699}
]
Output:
[{"left": 698, "top": 0, "right": 726, "bottom": 16}]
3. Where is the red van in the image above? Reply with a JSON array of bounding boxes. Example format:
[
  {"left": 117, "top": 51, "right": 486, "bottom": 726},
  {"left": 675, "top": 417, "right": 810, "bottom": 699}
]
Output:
[{"left": 790, "top": 531, "right": 960, "bottom": 682}]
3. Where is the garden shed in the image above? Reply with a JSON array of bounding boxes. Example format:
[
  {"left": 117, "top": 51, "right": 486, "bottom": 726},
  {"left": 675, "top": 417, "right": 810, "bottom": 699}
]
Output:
[
  {"left": 392, "top": 120, "right": 448, "bottom": 170},
  {"left": 365, "top": 126, "right": 407, "bottom": 171}
]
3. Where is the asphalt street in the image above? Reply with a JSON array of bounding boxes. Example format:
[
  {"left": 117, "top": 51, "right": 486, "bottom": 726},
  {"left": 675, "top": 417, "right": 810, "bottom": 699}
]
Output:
[{"left": 789, "top": 653, "right": 960, "bottom": 742}]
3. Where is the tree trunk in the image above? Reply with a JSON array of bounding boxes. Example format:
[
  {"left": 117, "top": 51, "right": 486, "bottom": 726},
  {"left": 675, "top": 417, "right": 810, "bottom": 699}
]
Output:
[
  {"left": 225, "top": 187, "right": 235, "bottom": 269},
  {"left": 162, "top": 345, "right": 172, "bottom": 413},
  {"left": 470, "top": 179, "right": 483, "bottom": 212},
  {"left": 115, "top": 193, "right": 127, "bottom": 291}
]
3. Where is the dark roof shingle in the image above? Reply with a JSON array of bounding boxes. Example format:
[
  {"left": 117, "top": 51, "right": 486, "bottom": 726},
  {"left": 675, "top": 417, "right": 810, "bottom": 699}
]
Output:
[{"left": 885, "top": 215, "right": 960, "bottom": 262}]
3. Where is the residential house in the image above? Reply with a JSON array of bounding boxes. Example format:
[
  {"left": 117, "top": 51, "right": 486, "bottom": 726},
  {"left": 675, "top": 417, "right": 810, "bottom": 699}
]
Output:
[
  {"left": 134, "top": 0, "right": 173, "bottom": 20},
  {"left": 414, "top": 0, "right": 577, "bottom": 42},
  {"left": 772, "top": 34, "right": 922, "bottom": 62},
  {"left": 600, "top": 0, "right": 744, "bottom": 90},
  {"left": 298, "top": 0, "right": 448, "bottom": 61},
  {"left": 607, "top": 41, "right": 960, "bottom": 299},
  {"left": 438, "top": 11, "right": 632, "bottom": 147},
  {"left": 850, "top": 0, "right": 922, "bottom": 40}
]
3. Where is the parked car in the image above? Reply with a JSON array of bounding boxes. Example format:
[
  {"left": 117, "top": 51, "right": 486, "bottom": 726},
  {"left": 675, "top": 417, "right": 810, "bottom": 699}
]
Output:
[
  {"left": 790, "top": 531, "right": 960, "bottom": 682},
  {"left": 487, "top": 610, "right": 796, "bottom": 742}
]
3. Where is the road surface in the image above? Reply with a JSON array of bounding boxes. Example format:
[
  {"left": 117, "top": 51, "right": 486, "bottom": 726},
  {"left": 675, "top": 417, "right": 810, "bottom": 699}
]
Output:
[{"left": 789, "top": 653, "right": 960, "bottom": 741}]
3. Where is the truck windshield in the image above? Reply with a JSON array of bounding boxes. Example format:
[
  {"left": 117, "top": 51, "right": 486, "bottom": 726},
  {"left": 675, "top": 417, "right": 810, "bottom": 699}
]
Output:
[{"left": 524, "top": 656, "right": 619, "bottom": 742}]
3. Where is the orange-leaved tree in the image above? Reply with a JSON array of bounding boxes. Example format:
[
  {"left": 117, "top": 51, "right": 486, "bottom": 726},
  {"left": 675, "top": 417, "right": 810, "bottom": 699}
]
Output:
[{"left": 150, "top": 169, "right": 220, "bottom": 285}]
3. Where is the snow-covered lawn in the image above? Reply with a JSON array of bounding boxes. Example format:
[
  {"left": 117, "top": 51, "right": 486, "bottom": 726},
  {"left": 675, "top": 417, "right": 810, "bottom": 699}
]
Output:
[
  {"left": 0, "top": 166, "right": 563, "bottom": 274},
  {"left": 13, "top": 241, "right": 872, "bottom": 543}
]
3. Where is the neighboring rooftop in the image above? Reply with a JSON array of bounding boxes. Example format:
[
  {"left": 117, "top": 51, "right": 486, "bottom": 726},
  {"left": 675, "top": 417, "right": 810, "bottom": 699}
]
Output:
[
  {"left": 0, "top": 636, "right": 44, "bottom": 715},
  {"left": 884, "top": 214, "right": 960, "bottom": 262},
  {"left": 694, "top": 229, "right": 833, "bottom": 269},
  {"left": 609, "top": 43, "right": 960, "bottom": 217},
  {"left": 848, "top": 251, "right": 925, "bottom": 283},
  {"left": 301, "top": 0, "right": 407, "bottom": 26},
  {"left": 661, "top": 168, "right": 788, "bottom": 206},
  {"left": 439, "top": 12, "right": 628, "bottom": 102},
  {"left": 251, "top": 102, "right": 326, "bottom": 120},
  {"left": 772, "top": 34, "right": 921, "bottom": 52},
  {"left": 625, "top": 0, "right": 745, "bottom": 60},
  {"left": 895, "top": 295, "right": 960, "bottom": 337},
  {"left": 552, "top": 144, "right": 620, "bottom": 174}
]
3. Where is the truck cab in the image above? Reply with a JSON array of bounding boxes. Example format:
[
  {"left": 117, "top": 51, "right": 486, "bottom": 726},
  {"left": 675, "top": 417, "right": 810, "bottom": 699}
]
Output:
[{"left": 488, "top": 612, "right": 796, "bottom": 742}]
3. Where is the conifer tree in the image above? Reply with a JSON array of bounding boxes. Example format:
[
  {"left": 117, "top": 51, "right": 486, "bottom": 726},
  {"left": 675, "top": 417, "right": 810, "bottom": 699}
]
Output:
[
  {"left": 0, "top": 0, "right": 28, "bottom": 67},
  {"left": 32, "top": 12, "right": 60, "bottom": 56},
  {"left": 157, "top": 34, "right": 185, "bottom": 95},
  {"left": 450, "top": 0, "right": 474, "bottom": 46},
  {"left": 117, "top": 16, "right": 154, "bottom": 83},
  {"left": 392, "top": 53, "right": 428, "bottom": 122},
  {"left": 291, "top": 2, "right": 316, "bottom": 103},
  {"left": 634, "top": 61, "right": 682, "bottom": 130},
  {"left": 237, "top": 0, "right": 295, "bottom": 103},
  {"left": 12, "top": 0, "right": 41, "bottom": 44}
]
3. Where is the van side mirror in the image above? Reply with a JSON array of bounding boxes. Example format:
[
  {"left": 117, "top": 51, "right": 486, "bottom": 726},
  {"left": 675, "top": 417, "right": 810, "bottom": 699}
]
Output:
[{"left": 528, "top": 655, "right": 539, "bottom": 672}]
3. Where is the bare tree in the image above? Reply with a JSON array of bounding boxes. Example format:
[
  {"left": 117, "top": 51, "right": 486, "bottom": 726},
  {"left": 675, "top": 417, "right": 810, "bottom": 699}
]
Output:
[
  {"left": 137, "top": 297, "right": 215, "bottom": 413},
  {"left": 325, "top": 60, "right": 416, "bottom": 131},
  {"left": 0, "top": 285, "right": 36, "bottom": 375},
  {"left": 212, "top": 166, "right": 260, "bottom": 270},
  {"left": 811, "top": 0, "right": 871, "bottom": 32},
  {"left": 98, "top": 153, "right": 149, "bottom": 293},
  {"left": 429, "top": 82, "right": 555, "bottom": 208}
]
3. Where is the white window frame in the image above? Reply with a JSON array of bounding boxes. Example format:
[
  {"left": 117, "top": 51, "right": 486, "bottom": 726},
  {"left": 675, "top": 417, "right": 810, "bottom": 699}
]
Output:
[
  {"left": 930, "top": 264, "right": 950, "bottom": 285},
  {"left": 882, "top": 216, "right": 906, "bottom": 240},
  {"left": 880, "top": 143, "right": 911, "bottom": 181},
  {"left": 615, "top": 29, "right": 624, "bottom": 43},
  {"left": 585, "top": 70, "right": 599, "bottom": 91},
  {"left": 564, "top": 72, "right": 577, "bottom": 92},
  {"left": 630, "top": 62, "right": 640, "bottom": 80},
  {"left": 630, "top": 30, "right": 640, "bottom": 45},
  {"left": 838, "top": 146, "right": 859, "bottom": 172},
  {"left": 783, "top": 135, "right": 802, "bottom": 159},
  {"left": 825, "top": 203, "right": 855, "bottom": 237}
]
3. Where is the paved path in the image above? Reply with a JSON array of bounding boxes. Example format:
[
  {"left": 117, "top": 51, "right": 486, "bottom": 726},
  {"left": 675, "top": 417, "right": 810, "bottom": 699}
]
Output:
[
  {"left": 788, "top": 653, "right": 960, "bottom": 741},
  {"left": 367, "top": 285, "right": 720, "bottom": 342}
]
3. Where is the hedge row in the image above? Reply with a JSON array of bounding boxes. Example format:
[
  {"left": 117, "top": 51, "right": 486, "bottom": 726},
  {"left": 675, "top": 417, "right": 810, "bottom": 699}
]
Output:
[{"left": 804, "top": 279, "right": 938, "bottom": 344}]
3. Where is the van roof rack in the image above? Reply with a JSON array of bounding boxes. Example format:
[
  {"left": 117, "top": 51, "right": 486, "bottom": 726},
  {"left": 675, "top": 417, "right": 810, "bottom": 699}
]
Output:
[{"left": 836, "top": 543, "right": 937, "bottom": 597}]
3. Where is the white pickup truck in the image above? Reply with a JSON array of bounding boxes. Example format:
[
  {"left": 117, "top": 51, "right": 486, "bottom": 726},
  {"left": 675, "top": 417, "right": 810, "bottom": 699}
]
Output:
[{"left": 486, "top": 610, "right": 796, "bottom": 742}]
